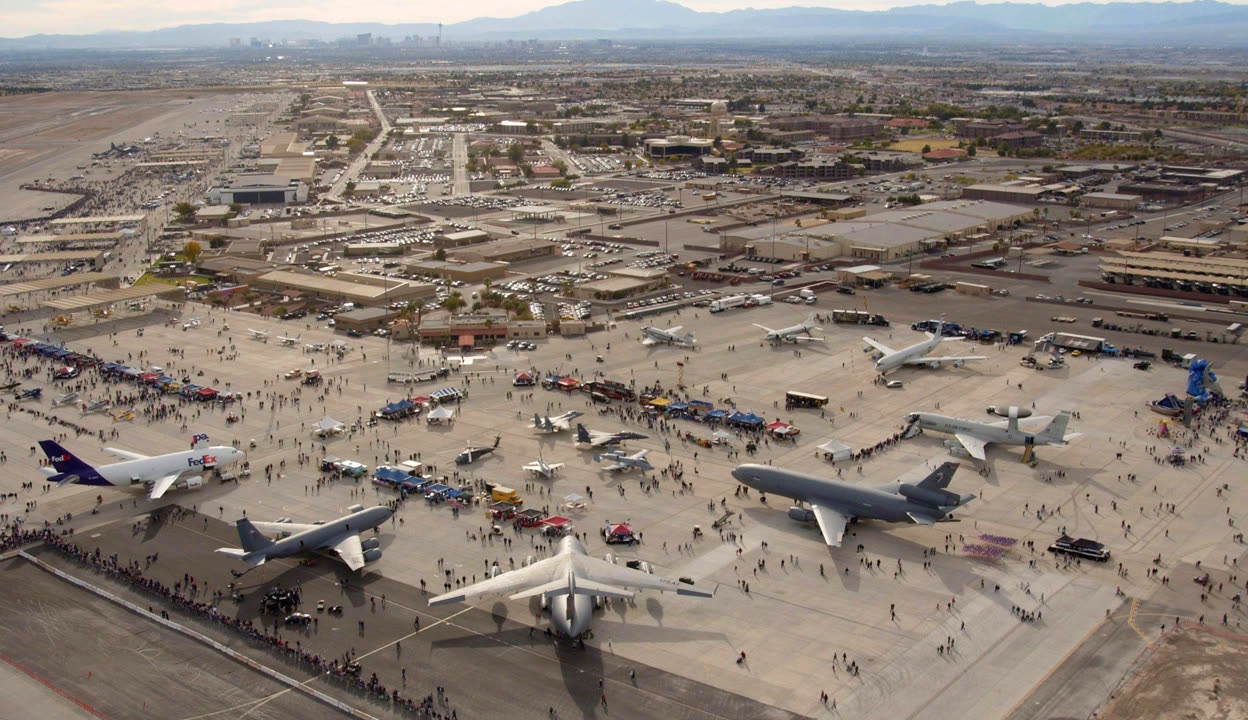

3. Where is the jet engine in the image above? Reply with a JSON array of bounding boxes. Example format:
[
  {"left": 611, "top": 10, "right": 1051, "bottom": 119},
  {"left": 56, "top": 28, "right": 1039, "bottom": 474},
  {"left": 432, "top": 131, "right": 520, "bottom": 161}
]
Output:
[
  {"left": 897, "top": 483, "right": 959, "bottom": 508},
  {"left": 927, "top": 360, "right": 942, "bottom": 369},
  {"left": 952, "top": 359, "right": 964, "bottom": 368},
  {"left": 363, "top": 549, "right": 383, "bottom": 563},
  {"left": 361, "top": 537, "right": 380, "bottom": 551},
  {"left": 183, "top": 475, "right": 204, "bottom": 489},
  {"left": 788, "top": 506, "right": 815, "bottom": 523}
]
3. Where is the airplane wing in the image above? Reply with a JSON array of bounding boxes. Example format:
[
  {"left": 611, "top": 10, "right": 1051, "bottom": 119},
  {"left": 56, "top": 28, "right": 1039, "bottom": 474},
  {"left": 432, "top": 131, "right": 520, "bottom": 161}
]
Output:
[
  {"left": 630, "top": 449, "right": 650, "bottom": 461},
  {"left": 601, "top": 462, "right": 627, "bottom": 471},
  {"left": 810, "top": 504, "right": 850, "bottom": 547},
  {"left": 953, "top": 433, "right": 989, "bottom": 461},
  {"left": 667, "top": 326, "right": 682, "bottom": 334},
  {"left": 641, "top": 337, "right": 659, "bottom": 346},
  {"left": 248, "top": 521, "right": 320, "bottom": 536},
  {"left": 331, "top": 533, "right": 366, "bottom": 571},
  {"left": 903, "top": 355, "right": 988, "bottom": 365},
  {"left": 752, "top": 323, "right": 777, "bottom": 333},
  {"left": 578, "top": 556, "right": 714, "bottom": 597},
  {"left": 791, "top": 335, "right": 826, "bottom": 343},
  {"left": 428, "top": 556, "right": 564, "bottom": 606},
  {"left": 907, "top": 512, "right": 939, "bottom": 525},
  {"left": 862, "top": 337, "right": 896, "bottom": 355},
  {"left": 148, "top": 473, "right": 180, "bottom": 500},
  {"left": 546, "top": 463, "right": 565, "bottom": 471},
  {"left": 104, "top": 447, "right": 148, "bottom": 461}
]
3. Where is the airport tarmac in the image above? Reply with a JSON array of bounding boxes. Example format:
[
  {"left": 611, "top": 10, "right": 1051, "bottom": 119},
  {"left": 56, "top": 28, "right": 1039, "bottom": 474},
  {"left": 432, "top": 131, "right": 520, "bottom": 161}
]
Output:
[
  {"left": 2, "top": 282, "right": 1247, "bottom": 719},
  {"left": 0, "top": 557, "right": 334, "bottom": 720}
]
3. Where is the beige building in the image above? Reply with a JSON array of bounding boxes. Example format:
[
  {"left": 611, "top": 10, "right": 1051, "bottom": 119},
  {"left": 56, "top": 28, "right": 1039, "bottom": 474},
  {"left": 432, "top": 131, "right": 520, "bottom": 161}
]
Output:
[
  {"left": 246, "top": 269, "right": 435, "bottom": 306},
  {"left": 450, "top": 237, "right": 558, "bottom": 263}
]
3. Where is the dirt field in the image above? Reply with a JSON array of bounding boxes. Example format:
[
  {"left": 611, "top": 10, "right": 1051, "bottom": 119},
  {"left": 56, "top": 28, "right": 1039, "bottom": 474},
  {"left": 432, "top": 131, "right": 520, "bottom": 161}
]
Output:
[
  {"left": 888, "top": 137, "right": 961, "bottom": 153},
  {"left": 1100, "top": 626, "right": 1248, "bottom": 720}
]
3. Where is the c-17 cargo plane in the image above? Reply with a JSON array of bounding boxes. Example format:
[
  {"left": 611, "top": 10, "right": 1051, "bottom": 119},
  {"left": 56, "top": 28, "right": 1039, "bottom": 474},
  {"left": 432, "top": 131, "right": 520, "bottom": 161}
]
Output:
[
  {"left": 864, "top": 320, "right": 986, "bottom": 373},
  {"left": 641, "top": 325, "right": 696, "bottom": 347},
  {"left": 903, "top": 407, "right": 1079, "bottom": 461},
  {"left": 755, "top": 313, "right": 824, "bottom": 345},
  {"left": 428, "top": 535, "right": 713, "bottom": 637},
  {"left": 216, "top": 504, "right": 393, "bottom": 572},
  {"left": 39, "top": 433, "right": 245, "bottom": 500},
  {"left": 731, "top": 461, "right": 973, "bottom": 547}
]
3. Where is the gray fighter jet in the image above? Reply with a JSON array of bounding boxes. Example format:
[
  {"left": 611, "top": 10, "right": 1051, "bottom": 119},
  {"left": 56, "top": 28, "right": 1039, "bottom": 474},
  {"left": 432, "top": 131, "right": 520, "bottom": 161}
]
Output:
[
  {"left": 730, "top": 461, "right": 974, "bottom": 547},
  {"left": 215, "top": 504, "right": 393, "bottom": 572}
]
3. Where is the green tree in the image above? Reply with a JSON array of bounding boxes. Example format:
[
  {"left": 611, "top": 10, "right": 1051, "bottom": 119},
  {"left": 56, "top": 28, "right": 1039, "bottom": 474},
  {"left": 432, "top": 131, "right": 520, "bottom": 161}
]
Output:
[
  {"left": 182, "top": 240, "right": 203, "bottom": 264},
  {"left": 172, "top": 202, "right": 196, "bottom": 223},
  {"left": 507, "top": 143, "right": 525, "bottom": 165},
  {"left": 921, "top": 144, "right": 932, "bottom": 154},
  {"left": 441, "top": 291, "right": 465, "bottom": 312},
  {"left": 325, "top": 134, "right": 340, "bottom": 150},
  {"left": 345, "top": 181, "right": 356, "bottom": 195},
  {"left": 966, "top": 144, "right": 977, "bottom": 157},
  {"left": 434, "top": 248, "right": 447, "bottom": 261},
  {"left": 346, "top": 137, "right": 366, "bottom": 154}
]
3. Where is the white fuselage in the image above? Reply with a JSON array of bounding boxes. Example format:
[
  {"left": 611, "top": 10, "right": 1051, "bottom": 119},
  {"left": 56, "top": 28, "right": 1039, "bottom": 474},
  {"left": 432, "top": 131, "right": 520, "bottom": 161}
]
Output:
[
  {"left": 912, "top": 412, "right": 1052, "bottom": 447},
  {"left": 96, "top": 446, "right": 244, "bottom": 488},
  {"left": 768, "top": 321, "right": 816, "bottom": 343},
  {"left": 642, "top": 327, "right": 694, "bottom": 347},
  {"left": 876, "top": 335, "right": 943, "bottom": 372}
]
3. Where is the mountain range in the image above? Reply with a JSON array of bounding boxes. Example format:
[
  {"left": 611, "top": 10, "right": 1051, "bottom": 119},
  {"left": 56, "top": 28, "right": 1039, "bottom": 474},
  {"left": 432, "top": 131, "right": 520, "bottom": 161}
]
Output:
[{"left": 6, "top": 0, "right": 1248, "bottom": 49}]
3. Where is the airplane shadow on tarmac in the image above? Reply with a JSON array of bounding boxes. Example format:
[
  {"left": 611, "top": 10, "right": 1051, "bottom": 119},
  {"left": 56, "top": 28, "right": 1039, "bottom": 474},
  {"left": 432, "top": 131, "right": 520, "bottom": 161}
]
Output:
[{"left": 741, "top": 505, "right": 978, "bottom": 595}]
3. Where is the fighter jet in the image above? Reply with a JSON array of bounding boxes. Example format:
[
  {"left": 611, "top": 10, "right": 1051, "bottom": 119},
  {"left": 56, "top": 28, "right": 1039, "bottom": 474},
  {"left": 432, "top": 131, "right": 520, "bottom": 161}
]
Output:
[
  {"left": 530, "top": 411, "right": 584, "bottom": 433},
  {"left": 278, "top": 335, "right": 300, "bottom": 346},
  {"left": 455, "top": 435, "right": 500, "bottom": 465},
  {"left": 731, "top": 461, "right": 974, "bottom": 547},
  {"left": 248, "top": 329, "right": 270, "bottom": 341},
  {"left": 428, "top": 535, "right": 713, "bottom": 637},
  {"left": 575, "top": 423, "right": 648, "bottom": 448},
  {"left": 52, "top": 391, "right": 78, "bottom": 407},
  {"left": 82, "top": 399, "right": 111, "bottom": 415},
  {"left": 903, "top": 407, "right": 1080, "bottom": 461},
  {"left": 216, "top": 504, "right": 392, "bottom": 573},
  {"left": 17, "top": 387, "right": 41, "bottom": 401},
  {"left": 522, "top": 455, "right": 565, "bottom": 480},
  {"left": 864, "top": 320, "right": 986, "bottom": 374},
  {"left": 594, "top": 449, "right": 653, "bottom": 473},
  {"left": 38, "top": 433, "right": 245, "bottom": 500},
  {"left": 641, "top": 325, "right": 696, "bottom": 347},
  {"left": 754, "top": 313, "right": 824, "bottom": 345}
]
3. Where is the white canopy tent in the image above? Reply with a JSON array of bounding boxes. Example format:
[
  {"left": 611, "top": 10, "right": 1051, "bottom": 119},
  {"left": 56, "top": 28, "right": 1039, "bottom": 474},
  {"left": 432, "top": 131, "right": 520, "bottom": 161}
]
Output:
[{"left": 817, "top": 438, "right": 853, "bottom": 462}]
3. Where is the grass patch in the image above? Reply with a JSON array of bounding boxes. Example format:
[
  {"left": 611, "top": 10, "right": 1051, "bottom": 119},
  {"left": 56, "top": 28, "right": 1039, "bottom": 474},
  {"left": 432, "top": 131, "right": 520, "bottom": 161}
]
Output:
[
  {"left": 889, "top": 138, "right": 961, "bottom": 153},
  {"left": 134, "top": 273, "right": 205, "bottom": 287}
]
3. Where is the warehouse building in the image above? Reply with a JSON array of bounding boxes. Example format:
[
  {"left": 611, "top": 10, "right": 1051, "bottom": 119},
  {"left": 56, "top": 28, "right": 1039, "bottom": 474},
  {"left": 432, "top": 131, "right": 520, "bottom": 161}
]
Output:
[
  {"left": 206, "top": 174, "right": 308, "bottom": 206},
  {"left": 450, "top": 237, "right": 558, "bottom": 263},
  {"left": 247, "top": 269, "right": 435, "bottom": 306},
  {"left": 1081, "top": 192, "right": 1143, "bottom": 211},
  {"left": 962, "top": 184, "right": 1046, "bottom": 204}
]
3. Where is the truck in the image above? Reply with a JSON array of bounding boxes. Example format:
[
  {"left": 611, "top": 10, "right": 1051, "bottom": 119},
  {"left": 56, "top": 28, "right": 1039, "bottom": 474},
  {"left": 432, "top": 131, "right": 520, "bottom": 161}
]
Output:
[
  {"left": 491, "top": 485, "right": 522, "bottom": 505},
  {"left": 709, "top": 295, "right": 747, "bottom": 313},
  {"left": 799, "top": 288, "right": 817, "bottom": 304},
  {"left": 750, "top": 294, "right": 773, "bottom": 306}
]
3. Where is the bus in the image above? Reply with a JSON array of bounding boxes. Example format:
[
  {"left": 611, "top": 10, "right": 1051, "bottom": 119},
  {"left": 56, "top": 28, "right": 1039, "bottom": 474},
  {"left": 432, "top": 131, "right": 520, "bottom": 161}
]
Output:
[{"left": 785, "top": 391, "right": 829, "bottom": 409}]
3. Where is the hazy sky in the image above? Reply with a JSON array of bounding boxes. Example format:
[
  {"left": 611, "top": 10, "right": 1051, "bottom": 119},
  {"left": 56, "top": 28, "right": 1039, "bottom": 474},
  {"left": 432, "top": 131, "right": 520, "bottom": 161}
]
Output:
[{"left": 0, "top": 0, "right": 1230, "bottom": 38}]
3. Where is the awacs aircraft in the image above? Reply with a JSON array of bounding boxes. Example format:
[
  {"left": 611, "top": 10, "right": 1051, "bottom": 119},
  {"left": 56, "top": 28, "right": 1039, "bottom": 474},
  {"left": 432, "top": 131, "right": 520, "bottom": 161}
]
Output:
[
  {"left": 594, "top": 449, "right": 653, "bottom": 473},
  {"left": 731, "top": 461, "right": 973, "bottom": 546},
  {"left": 576, "top": 423, "right": 648, "bottom": 448},
  {"left": 522, "top": 456, "right": 565, "bottom": 480},
  {"left": 278, "top": 335, "right": 300, "bottom": 346},
  {"left": 248, "top": 329, "right": 270, "bottom": 341},
  {"left": 641, "top": 325, "right": 696, "bottom": 347},
  {"left": 903, "top": 407, "right": 1080, "bottom": 461},
  {"left": 864, "top": 320, "right": 986, "bottom": 373},
  {"left": 216, "top": 504, "right": 392, "bottom": 572},
  {"left": 428, "top": 535, "right": 712, "bottom": 637},
  {"left": 39, "top": 434, "right": 245, "bottom": 500},
  {"left": 754, "top": 313, "right": 824, "bottom": 345},
  {"left": 82, "top": 399, "right": 111, "bottom": 414},
  {"left": 530, "top": 411, "right": 584, "bottom": 433},
  {"left": 455, "top": 435, "right": 500, "bottom": 465}
]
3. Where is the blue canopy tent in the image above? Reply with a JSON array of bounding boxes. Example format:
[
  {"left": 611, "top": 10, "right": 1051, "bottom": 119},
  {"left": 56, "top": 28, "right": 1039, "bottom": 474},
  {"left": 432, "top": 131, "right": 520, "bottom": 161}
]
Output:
[{"left": 728, "top": 411, "right": 765, "bottom": 426}]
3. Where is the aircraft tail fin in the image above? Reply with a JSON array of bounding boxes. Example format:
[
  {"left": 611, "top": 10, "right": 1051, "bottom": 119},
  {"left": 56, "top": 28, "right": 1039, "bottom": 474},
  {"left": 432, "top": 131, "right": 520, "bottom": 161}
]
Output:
[
  {"left": 235, "top": 518, "right": 274, "bottom": 553},
  {"left": 1040, "top": 411, "right": 1072, "bottom": 443},
  {"left": 917, "top": 461, "right": 960, "bottom": 491},
  {"left": 38, "top": 440, "right": 95, "bottom": 476},
  {"left": 576, "top": 424, "right": 591, "bottom": 443},
  {"left": 492, "top": 435, "right": 501, "bottom": 448}
]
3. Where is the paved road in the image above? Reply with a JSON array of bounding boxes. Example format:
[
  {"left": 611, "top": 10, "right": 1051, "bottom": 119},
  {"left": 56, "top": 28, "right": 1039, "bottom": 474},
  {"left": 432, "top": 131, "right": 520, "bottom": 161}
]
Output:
[
  {"left": 451, "top": 133, "right": 470, "bottom": 196},
  {"left": 325, "top": 90, "right": 391, "bottom": 203}
]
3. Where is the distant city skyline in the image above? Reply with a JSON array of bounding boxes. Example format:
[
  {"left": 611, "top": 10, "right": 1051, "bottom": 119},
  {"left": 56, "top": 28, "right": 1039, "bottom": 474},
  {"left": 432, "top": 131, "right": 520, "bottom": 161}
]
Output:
[{"left": 4, "top": 0, "right": 1241, "bottom": 39}]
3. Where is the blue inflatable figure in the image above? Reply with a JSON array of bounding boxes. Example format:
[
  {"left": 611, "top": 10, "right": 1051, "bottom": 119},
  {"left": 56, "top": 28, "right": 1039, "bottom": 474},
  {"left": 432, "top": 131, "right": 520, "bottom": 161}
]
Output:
[{"left": 1186, "top": 358, "right": 1223, "bottom": 403}]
